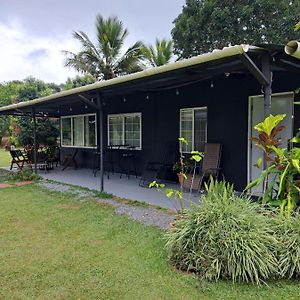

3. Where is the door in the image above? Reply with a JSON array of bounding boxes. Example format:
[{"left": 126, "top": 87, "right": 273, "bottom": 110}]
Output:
[{"left": 248, "top": 92, "right": 294, "bottom": 194}]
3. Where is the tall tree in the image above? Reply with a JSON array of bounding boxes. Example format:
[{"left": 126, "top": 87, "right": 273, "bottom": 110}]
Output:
[
  {"left": 63, "top": 75, "right": 97, "bottom": 90},
  {"left": 172, "top": 0, "right": 300, "bottom": 58},
  {"left": 0, "top": 77, "right": 60, "bottom": 146},
  {"left": 64, "top": 15, "right": 145, "bottom": 80},
  {"left": 142, "top": 38, "right": 173, "bottom": 67}
]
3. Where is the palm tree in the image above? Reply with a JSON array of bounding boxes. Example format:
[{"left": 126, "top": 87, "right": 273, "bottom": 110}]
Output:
[
  {"left": 142, "top": 38, "right": 173, "bottom": 67},
  {"left": 63, "top": 15, "right": 145, "bottom": 80}
]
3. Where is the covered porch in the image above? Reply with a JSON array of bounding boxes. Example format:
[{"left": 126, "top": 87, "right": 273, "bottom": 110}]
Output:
[{"left": 39, "top": 168, "right": 196, "bottom": 209}]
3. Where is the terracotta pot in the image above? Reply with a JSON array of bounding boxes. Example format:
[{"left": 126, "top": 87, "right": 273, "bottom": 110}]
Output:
[{"left": 177, "top": 172, "right": 184, "bottom": 185}]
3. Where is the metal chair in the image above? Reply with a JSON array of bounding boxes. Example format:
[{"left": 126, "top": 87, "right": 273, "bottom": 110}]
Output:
[
  {"left": 62, "top": 149, "right": 78, "bottom": 171},
  {"left": 139, "top": 141, "right": 178, "bottom": 187},
  {"left": 183, "top": 143, "right": 222, "bottom": 193}
]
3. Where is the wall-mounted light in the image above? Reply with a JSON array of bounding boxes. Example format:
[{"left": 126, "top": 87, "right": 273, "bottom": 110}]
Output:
[
  {"left": 176, "top": 88, "right": 180, "bottom": 95},
  {"left": 123, "top": 97, "right": 127, "bottom": 103},
  {"left": 84, "top": 105, "right": 88, "bottom": 109},
  {"left": 70, "top": 107, "right": 73, "bottom": 112},
  {"left": 57, "top": 109, "right": 60, "bottom": 113},
  {"left": 210, "top": 81, "right": 214, "bottom": 88},
  {"left": 146, "top": 95, "right": 149, "bottom": 100}
]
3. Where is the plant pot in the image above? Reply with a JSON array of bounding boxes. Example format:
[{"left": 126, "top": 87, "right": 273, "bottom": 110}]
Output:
[{"left": 177, "top": 172, "right": 184, "bottom": 185}]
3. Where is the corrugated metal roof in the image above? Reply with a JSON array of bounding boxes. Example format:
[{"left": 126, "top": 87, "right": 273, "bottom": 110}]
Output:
[{"left": 0, "top": 44, "right": 255, "bottom": 113}]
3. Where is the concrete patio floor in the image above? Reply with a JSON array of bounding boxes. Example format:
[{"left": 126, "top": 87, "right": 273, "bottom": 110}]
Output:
[{"left": 38, "top": 167, "right": 200, "bottom": 209}]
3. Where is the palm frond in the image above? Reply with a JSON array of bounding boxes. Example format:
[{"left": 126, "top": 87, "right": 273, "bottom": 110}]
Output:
[
  {"left": 115, "top": 41, "right": 146, "bottom": 75},
  {"left": 143, "top": 38, "right": 173, "bottom": 67}
]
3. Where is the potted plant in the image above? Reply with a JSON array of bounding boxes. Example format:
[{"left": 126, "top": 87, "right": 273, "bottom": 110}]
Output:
[{"left": 173, "top": 160, "right": 189, "bottom": 185}]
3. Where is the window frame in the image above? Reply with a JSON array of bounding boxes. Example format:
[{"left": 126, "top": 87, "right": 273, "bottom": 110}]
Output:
[
  {"left": 60, "top": 113, "right": 97, "bottom": 149},
  {"left": 107, "top": 112, "right": 142, "bottom": 150},
  {"left": 179, "top": 107, "right": 207, "bottom": 153}
]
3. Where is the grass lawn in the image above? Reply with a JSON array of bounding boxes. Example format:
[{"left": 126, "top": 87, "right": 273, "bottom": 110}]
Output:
[
  {"left": 0, "top": 148, "right": 299, "bottom": 299},
  {"left": 0, "top": 148, "right": 10, "bottom": 167},
  {"left": 0, "top": 185, "right": 300, "bottom": 299}
]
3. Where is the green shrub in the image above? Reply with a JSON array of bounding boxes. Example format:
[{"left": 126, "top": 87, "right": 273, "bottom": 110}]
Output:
[
  {"left": 165, "top": 180, "right": 278, "bottom": 284},
  {"left": 277, "top": 215, "right": 300, "bottom": 278},
  {"left": 8, "top": 169, "right": 41, "bottom": 182}
]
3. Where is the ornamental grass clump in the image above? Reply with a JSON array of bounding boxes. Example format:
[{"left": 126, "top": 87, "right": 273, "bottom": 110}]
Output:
[
  {"left": 277, "top": 215, "right": 300, "bottom": 278},
  {"left": 165, "top": 179, "right": 278, "bottom": 284}
]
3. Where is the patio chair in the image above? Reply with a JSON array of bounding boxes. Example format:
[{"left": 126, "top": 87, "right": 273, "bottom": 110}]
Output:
[
  {"left": 9, "top": 149, "right": 29, "bottom": 170},
  {"left": 62, "top": 149, "right": 78, "bottom": 171},
  {"left": 46, "top": 146, "right": 60, "bottom": 169},
  {"left": 139, "top": 141, "right": 178, "bottom": 187},
  {"left": 182, "top": 143, "right": 222, "bottom": 193}
]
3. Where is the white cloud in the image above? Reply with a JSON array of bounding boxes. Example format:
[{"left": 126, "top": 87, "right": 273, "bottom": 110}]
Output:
[{"left": 0, "top": 20, "right": 80, "bottom": 84}]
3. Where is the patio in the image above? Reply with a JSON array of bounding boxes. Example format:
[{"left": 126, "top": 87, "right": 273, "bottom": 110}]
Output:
[{"left": 38, "top": 167, "right": 199, "bottom": 209}]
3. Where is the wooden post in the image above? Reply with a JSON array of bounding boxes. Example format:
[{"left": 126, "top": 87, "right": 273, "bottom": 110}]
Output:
[
  {"left": 31, "top": 107, "right": 37, "bottom": 173},
  {"left": 96, "top": 93, "right": 104, "bottom": 192}
]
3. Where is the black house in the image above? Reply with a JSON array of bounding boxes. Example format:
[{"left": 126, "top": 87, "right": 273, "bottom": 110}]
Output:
[{"left": 1, "top": 42, "right": 300, "bottom": 192}]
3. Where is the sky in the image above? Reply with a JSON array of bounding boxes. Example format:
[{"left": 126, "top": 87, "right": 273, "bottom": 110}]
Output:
[{"left": 0, "top": 0, "right": 185, "bottom": 84}]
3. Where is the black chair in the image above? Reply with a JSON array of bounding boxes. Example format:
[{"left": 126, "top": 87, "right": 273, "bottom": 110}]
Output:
[
  {"left": 93, "top": 146, "right": 116, "bottom": 178},
  {"left": 139, "top": 141, "right": 178, "bottom": 187},
  {"left": 62, "top": 149, "right": 78, "bottom": 171},
  {"left": 119, "top": 146, "right": 137, "bottom": 179}
]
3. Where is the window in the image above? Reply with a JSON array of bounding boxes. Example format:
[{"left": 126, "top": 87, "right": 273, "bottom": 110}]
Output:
[
  {"left": 61, "top": 114, "right": 97, "bottom": 148},
  {"left": 180, "top": 107, "right": 207, "bottom": 152},
  {"left": 108, "top": 113, "right": 141, "bottom": 149},
  {"left": 84, "top": 115, "right": 96, "bottom": 147},
  {"left": 61, "top": 118, "right": 72, "bottom": 146},
  {"left": 73, "top": 116, "right": 84, "bottom": 147}
]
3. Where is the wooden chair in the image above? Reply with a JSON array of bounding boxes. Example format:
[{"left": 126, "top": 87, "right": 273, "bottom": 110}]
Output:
[
  {"left": 10, "top": 150, "right": 29, "bottom": 170},
  {"left": 62, "top": 149, "right": 78, "bottom": 171},
  {"left": 183, "top": 143, "right": 222, "bottom": 193}
]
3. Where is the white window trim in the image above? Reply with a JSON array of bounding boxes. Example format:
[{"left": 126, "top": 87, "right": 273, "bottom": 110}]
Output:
[
  {"left": 179, "top": 107, "right": 207, "bottom": 153},
  {"left": 107, "top": 112, "right": 142, "bottom": 150},
  {"left": 61, "top": 113, "right": 97, "bottom": 149}
]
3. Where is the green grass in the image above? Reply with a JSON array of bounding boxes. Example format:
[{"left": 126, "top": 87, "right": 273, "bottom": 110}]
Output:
[
  {"left": 0, "top": 148, "right": 10, "bottom": 167},
  {"left": 0, "top": 185, "right": 300, "bottom": 299}
]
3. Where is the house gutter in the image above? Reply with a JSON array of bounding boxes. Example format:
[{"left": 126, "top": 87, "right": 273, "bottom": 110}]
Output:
[{"left": 285, "top": 40, "right": 300, "bottom": 59}]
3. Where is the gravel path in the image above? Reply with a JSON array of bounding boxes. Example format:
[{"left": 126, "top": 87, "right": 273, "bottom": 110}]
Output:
[{"left": 39, "top": 180, "right": 174, "bottom": 230}]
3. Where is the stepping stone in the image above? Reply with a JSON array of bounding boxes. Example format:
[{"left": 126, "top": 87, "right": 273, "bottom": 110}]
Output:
[
  {"left": 15, "top": 181, "right": 33, "bottom": 186},
  {"left": 0, "top": 183, "right": 12, "bottom": 188}
]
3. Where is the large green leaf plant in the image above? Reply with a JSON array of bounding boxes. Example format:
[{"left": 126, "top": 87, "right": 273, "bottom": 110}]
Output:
[{"left": 245, "top": 114, "right": 300, "bottom": 216}]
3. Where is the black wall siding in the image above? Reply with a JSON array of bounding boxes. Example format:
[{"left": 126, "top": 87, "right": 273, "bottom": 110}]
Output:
[{"left": 60, "top": 73, "right": 300, "bottom": 191}]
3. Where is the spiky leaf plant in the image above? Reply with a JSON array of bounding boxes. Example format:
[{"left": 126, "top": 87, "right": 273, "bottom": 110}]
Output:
[{"left": 165, "top": 179, "right": 278, "bottom": 284}]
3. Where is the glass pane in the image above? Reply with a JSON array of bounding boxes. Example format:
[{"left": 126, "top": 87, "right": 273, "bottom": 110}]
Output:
[
  {"left": 194, "top": 108, "right": 207, "bottom": 151},
  {"left": 124, "top": 115, "right": 141, "bottom": 148},
  {"left": 84, "top": 115, "right": 96, "bottom": 147},
  {"left": 109, "top": 116, "right": 123, "bottom": 146},
  {"left": 180, "top": 110, "right": 193, "bottom": 152},
  {"left": 61, "top": 118, "right": 72, "bottom": 146},
  {"left": 73, "top": 116, "right": 84, "bottom": 146}
]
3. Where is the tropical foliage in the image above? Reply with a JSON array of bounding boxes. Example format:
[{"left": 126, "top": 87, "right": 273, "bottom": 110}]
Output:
[
  {"left": 166, "top": 179, "right": 278, "bottom": 284},
  {"left": 172, "top": 0, "right": 300, "bottom": 57},
  {"left": 64, "top": 15, "right": 145, "bottom": 80},
  {"left": 142, "top": 38, "right": 173, "bottom": 67},
  {"left": 245, "top": 114, "right": 300, "bottom": 216},
  {"left": 63, "top": 75, "right": 97, "bottom": 90},
  {"left": 0, "top": 77, "right": 60, "bottom": 147}
]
